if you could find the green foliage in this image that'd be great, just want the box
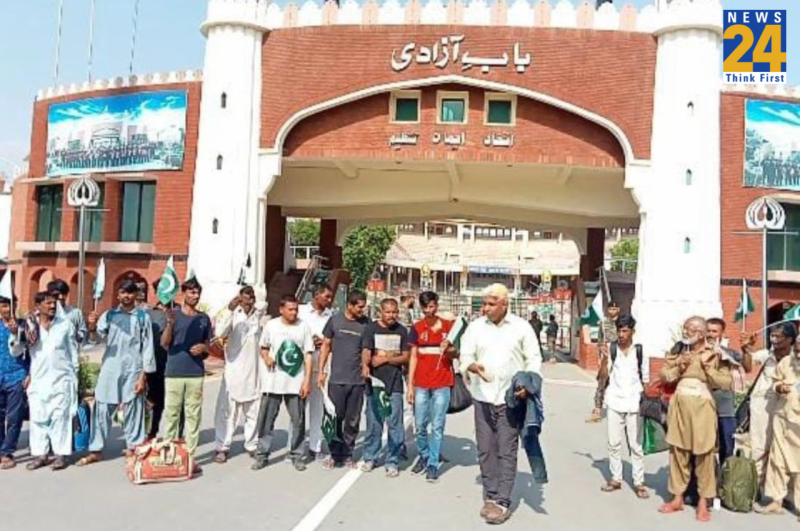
[343,226,396,290]
[78,357,101,397]
[288,218,321,246]
[610,238,639,273]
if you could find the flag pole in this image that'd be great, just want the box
[741,278,747,333]
[761,228,769,347]
[128,0,141,76]
[54,0,65,85]
[87,0,97,82]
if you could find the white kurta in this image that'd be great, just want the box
[215,307,266,403]
[21,316,79,456]
[213,306,266,453]
[298,304,333,454]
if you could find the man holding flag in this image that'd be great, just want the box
[253,294,314,472]
[161,272,212,466]
[361,298,410,478]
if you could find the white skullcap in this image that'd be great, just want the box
[482,283,509,300]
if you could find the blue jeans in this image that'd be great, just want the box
[414,387,450,469]
[364,391,404,468]
[0,379,27,458]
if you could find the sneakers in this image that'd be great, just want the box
[292,458,307,472]
[411,457,427,475]
[425,466,439,483]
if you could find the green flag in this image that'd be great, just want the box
[321,393,339,445]
[370,376,392,420]
[156,255,179,305]
[276,340,304,377]
[447,316,469,349]
[784,302,800,321]
[580,289,603,326]
[735,279,756,322]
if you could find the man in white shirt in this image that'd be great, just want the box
[213,286,267,464]
[298,284,334,462]
[460,283,541,525]
[253,294,314,472]
[599,314,649,499]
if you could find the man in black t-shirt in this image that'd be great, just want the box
[361,298,410,478]
[318,290,369,469]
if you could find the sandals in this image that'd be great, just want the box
[76,453,103,467]
[601,481,622,493]
[0,456,15,470]
[26,456,50,471]
[214,451,228,464]
[634,485,650,499]
[51,456,68,471]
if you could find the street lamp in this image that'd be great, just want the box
[67,175,101,311]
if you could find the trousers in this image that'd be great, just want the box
[214,381,260,453]
[607,408,644,486]
[328,384,364,462]
[164,377,204,455]
[668,446,716,499]
[89,395,146,452]
[474,400,520,507]
[255,393,305,460]
[0,380,26,457]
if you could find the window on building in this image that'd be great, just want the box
[684,237,691,254]
[437,91,468,124]
[221,92,227,109]
[686,169,693,186]
[216,155,223,170]
[390,91,421,123]
[485,93,516,126]
[121,182,156,243]
[768,203,800,271]
[75,183,105,242]
[36,185,63,242]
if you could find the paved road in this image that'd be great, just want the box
[0,364,796,531]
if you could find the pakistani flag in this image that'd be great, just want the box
[370,376,392,420]
[276,340,304,377]
[580,289,603,326]
[785,302,800,321]
[93,258,106,301]
[184,264,196,282]
[734,278,756,323]
[321,393,340,445]
[447,316,469,349]
[156,255,180,305]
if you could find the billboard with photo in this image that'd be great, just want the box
[46,90,187,177]
[744,98,800,191]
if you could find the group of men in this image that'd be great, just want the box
[586,300,800,523]
[0,276,212,473]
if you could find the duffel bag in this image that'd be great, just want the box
[126,438,194,485]
[720,453,758,513]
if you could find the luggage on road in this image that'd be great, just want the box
[126,438,194,485]
[720,453,758,513]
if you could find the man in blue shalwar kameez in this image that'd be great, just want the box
[79,280,155,465]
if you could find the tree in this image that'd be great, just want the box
[288,218,320,246]
[342,225,396,290]
[609,238,639,274]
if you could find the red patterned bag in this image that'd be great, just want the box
[126,439,194,485]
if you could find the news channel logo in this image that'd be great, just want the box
[723,10,787,84]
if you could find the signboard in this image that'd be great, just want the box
[723,10,787,85]
[744,99,800,191]
[391,35,531,74]
[46,90,188,177]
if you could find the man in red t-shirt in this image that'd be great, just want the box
[407,291,458,483]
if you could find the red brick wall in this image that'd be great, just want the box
[285,85,624,166]
[10,81,202,314]
[262,26,656,160]
[720,92,800,349]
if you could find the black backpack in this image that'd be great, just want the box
[609,342,644,381]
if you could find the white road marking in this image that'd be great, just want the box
[290,407,415,531]
[543,378,597,389]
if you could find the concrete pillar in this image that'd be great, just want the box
[320,219,342,268]
[580,228,605,281]
[264,205,286,285]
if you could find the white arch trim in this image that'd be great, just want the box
[263,75,643,165]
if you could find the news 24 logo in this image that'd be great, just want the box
[723,10,787,84]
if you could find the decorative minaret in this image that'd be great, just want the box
[188,0,270,308]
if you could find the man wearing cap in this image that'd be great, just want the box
[587,301,620,423]
[460,283,542,525]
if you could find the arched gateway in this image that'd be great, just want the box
[187,0,723,355]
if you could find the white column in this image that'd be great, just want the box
[629,1,723,356]
[188,0,270,312]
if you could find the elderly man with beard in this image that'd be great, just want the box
[658,316,732,523]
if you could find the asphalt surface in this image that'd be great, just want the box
[1,363,797,531]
